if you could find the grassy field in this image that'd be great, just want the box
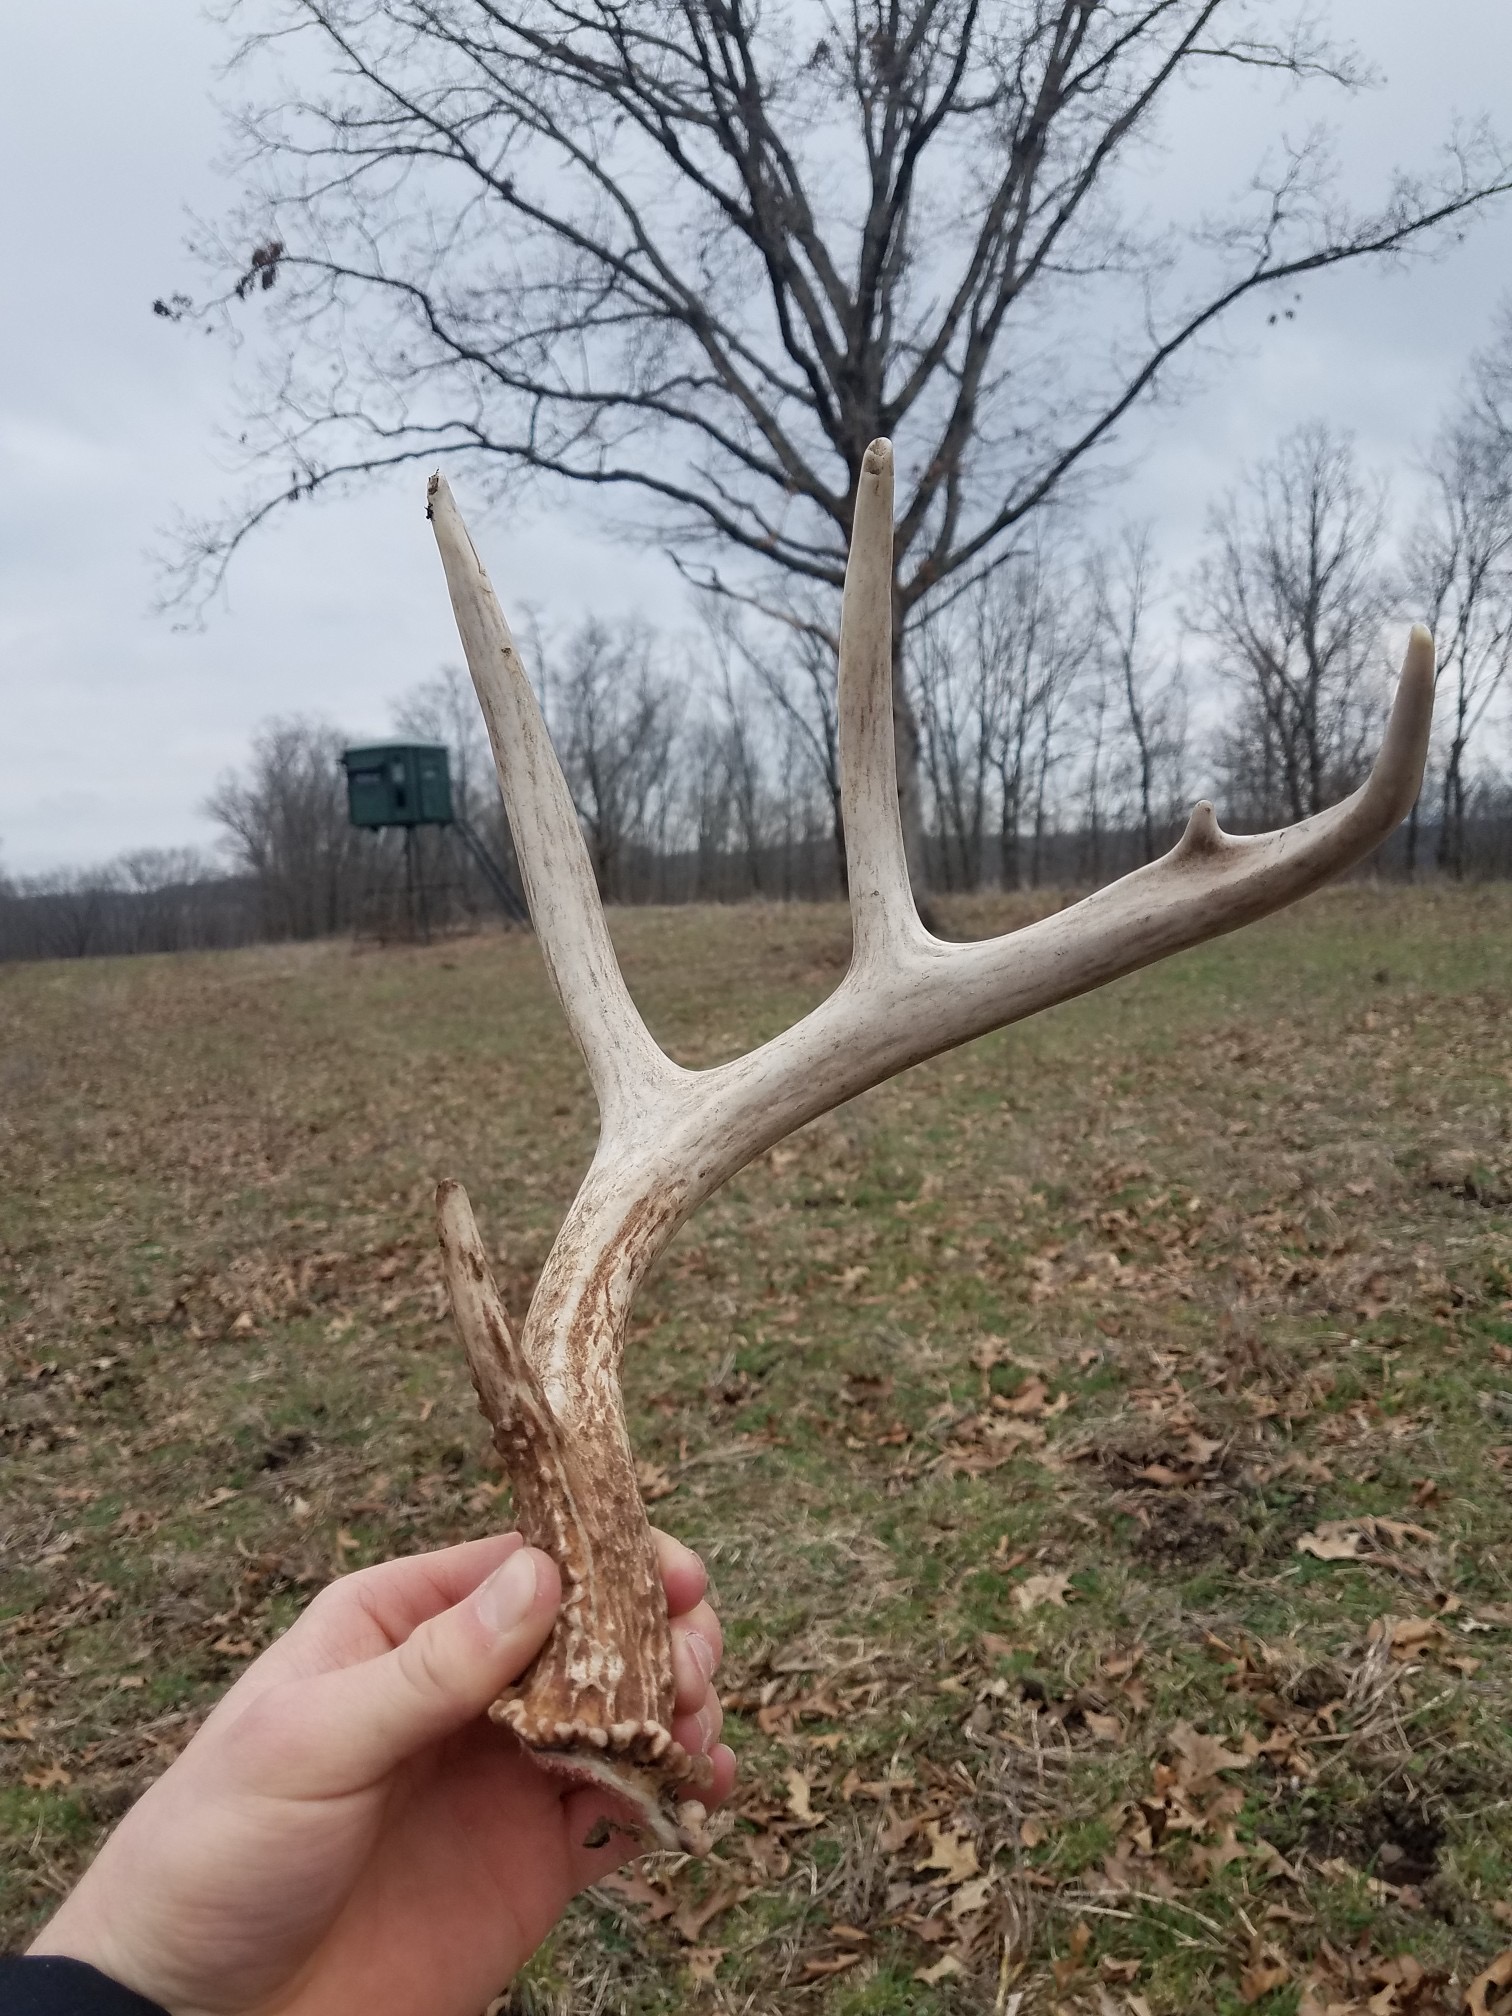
[4,885,1512,2014]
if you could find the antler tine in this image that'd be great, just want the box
[909,624,1437,1053]
[427,475,676,1129]
[839,440,922,966]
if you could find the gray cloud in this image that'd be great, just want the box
[2,0,1510,874]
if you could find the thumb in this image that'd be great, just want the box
[248,1547,561,1797]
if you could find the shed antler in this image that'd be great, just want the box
[427,442,1434,1853]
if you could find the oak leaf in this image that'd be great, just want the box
[948,1874,996,1919]
[671,1881,747,1944]
[599,1869,676,1921]
[636,1460,677,1502]
[918,1822,980,1883]
[1240,1954,1290,2004]
[783,1766,816,1822]
[1169,1722,1250,1789]
[1297,1525,1366,1561]
[1468,1951,1512,2016]
[1014,1569,1073,1613]
[22,1765,72,1790]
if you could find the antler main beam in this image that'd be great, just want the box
[426,445,1433,1851]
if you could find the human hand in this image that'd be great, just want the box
[30,1530,734,2016]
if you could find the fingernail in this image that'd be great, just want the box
[476,1549,538,1635]
[695,1704,717,1752]
[686,1631,716,1682]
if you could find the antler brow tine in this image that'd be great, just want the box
[427,472,676,1133]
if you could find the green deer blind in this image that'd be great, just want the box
[341,743,454,828]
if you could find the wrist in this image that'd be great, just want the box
[29,1910,183,2016]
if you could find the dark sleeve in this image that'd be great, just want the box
[0,1959,168,2016]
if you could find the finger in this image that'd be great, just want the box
[672,1692,722,1762]
[198,1533,528,1738]
[233,1546,560,1798]
[652,1529,707,1618]
[701,1742,737,1808]
[670,1605,723,1715]
[331,1533,527,1650]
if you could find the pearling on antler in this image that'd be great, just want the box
[427,441,1434,1853]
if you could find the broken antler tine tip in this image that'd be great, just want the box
[861,437,893,477]
[428,471,467,525]
[435,1178,479,1241]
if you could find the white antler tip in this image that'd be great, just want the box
[1403,622,1436,699]
[1365,623,1436,824]
[862,437,893,477]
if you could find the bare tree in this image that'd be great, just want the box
[0,853,265,963]
[547,619,682,901]
[1405,367,1512,878]
[725,605,846,885]
[685,716,735,897]
[905,528,1088,889]
[4,864,121,961]
[910,594,999,890]
[985,539,1091,888]
[1196,424,1392,828]
[1074,653,1114,884]
[393,660,527,907]
[392,664,491,825]
[205,716,360,936]
[1091,526,1186,864]
[168,0,1511,878]
[716,667,772,896]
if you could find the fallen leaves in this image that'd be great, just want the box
[1169,1720,1251,1783]
[1469,1952,1512,2016]
[1366,1614,1452,1664]
[9,895,1512,2008]
[782,1766,819,1824]
[1239,1947,1290,2003]
[1299,1946,1457,2015]
[1296,1516,1437,1563]
[918,1822,980,1884]
[21,1764,72,1790]
[634,1458,677,1503]
[208,1633,256,1658]
[1014,1569,1074,1614]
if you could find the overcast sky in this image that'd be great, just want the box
[3,1,1512,877]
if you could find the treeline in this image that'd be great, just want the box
[8,374,1512,962]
